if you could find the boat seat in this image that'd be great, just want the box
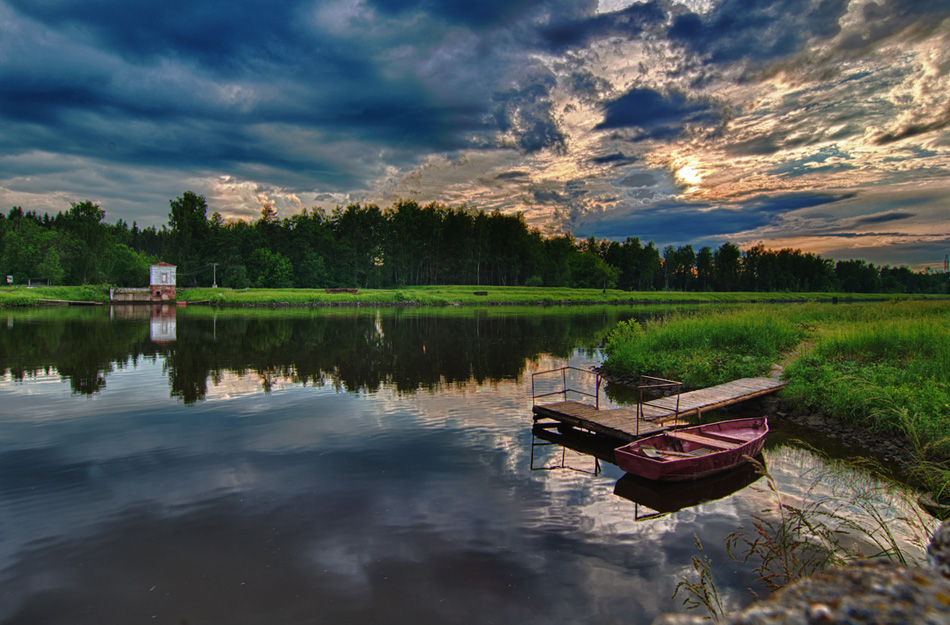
[699,431,748,444]
[667,431,742,450]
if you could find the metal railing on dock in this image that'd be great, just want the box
[531,366,602,409]
[531,368,684,438]
[635,376,682,424]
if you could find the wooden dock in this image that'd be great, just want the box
[532,376,785,443]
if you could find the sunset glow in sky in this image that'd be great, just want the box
[1,0,949,268]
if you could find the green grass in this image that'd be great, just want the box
[604,299,950,461]
[4,285,948,307]
[781,301,950,457]
[178,286,948,306]
[0,285,110,306]
[604,307,805,388]
[180,285,776,306]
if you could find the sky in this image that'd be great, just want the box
[1,0,949,270]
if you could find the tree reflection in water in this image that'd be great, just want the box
[0,305,679,402]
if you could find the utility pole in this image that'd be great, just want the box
[212,263,217,288]
[945,254,948,273]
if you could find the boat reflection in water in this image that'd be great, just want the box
[531,423,764,520]
[613,459,764,519]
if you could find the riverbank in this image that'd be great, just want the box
[3,284,948,307]
[0,286,110,306]
[601,300,950,490]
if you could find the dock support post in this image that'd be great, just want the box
[595,373,601,410]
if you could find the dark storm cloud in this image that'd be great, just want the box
[591,152,635,166]
[838,0,950,50]
[667,0,850,63]
[496,171,530,180]
[6,0,331,73]
[821,236,950,267]
[3,0,644,194]
[724,137,783,157]
[573,192,851,244]
[596,88,720,139]
[0,104,356,189]
[491,75,567,153]
[810,231,906,238]
[851,210,915,226]
[874,105,950,145]
[0,0,504,193]
[569,71,613,101]
[618,173,656,188]
[366,0,543,29]
[666,0,950,66]
[743,192,855,213]
[7,0,856,198]
[578,201,765,243]
[539,1,665,50]
[533,189,566,204]
[0,52,474,152]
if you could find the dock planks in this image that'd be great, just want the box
[647,377,786,420]
[532,401,669,440]
[532,377,785,442]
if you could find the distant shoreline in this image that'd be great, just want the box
[3,285,948,307]
[184,296,905,308]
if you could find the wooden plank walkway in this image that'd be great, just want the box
[647,377,786,420]
[532,401,669,441]
[532,377,785,443]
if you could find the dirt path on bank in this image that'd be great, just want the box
[770,339,815,378]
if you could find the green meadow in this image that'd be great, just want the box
[603,299,950,460]
[177,285,853,306]
[6,284,947,307]
[0,285,111,306]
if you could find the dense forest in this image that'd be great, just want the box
[1,192,947,294]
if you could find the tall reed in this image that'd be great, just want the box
[675,452,939,620]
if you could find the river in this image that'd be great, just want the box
[0,305,934,624]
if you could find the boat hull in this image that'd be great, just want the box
[613,417,768,482]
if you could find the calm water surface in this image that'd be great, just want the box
[0,305,931,624]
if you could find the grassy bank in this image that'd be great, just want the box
[0,285,111,306]
[603,308,805,388]
[6,284,947,307]
[178,286,949,306]
[781,301,950,458]
[603,300,950,460]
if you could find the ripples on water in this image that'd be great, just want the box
[0,307,934,624]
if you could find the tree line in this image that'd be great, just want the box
[0,192,946,294]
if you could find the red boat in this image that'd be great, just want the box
[613,417,768,481]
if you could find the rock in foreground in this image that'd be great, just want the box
[654,520,950,624]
